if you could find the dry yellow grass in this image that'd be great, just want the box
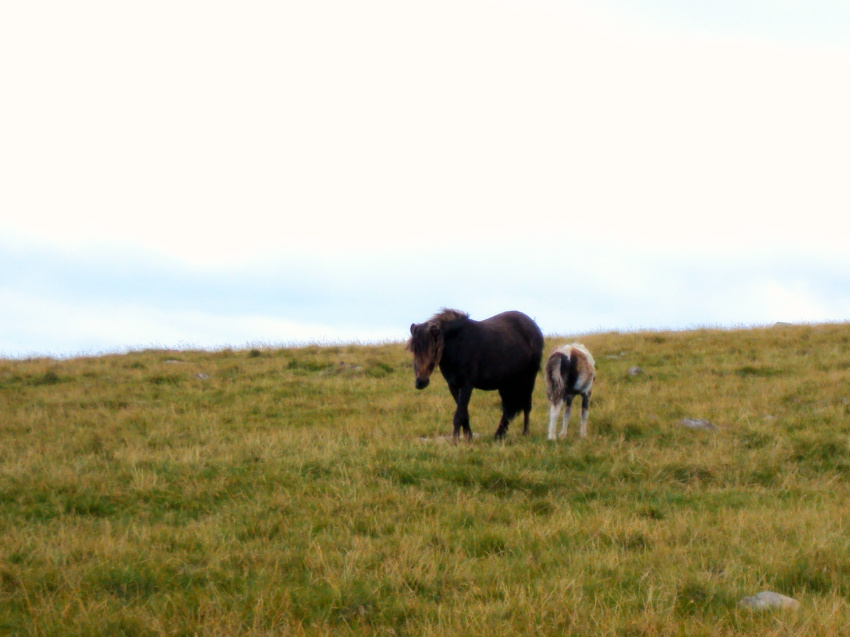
[1,324,849,635]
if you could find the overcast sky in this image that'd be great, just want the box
[2,1,849,358]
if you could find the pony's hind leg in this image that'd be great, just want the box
[495,406,521,440]
[548,401,562,440]
[521,390,533,435]
[559,395,574,438]
[494,413,510,440]
[495,390,520,440]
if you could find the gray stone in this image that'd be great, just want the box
[627,366,644,376]
[679,418,718,430]
[738,591,799,610]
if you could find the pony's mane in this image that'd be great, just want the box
[429,308,470,327]
[407,309,470,354]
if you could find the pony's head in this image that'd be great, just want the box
[407,321,444,390]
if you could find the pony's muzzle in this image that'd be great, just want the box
[415,378,430,390]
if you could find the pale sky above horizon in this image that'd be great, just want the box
[2,1,849,357]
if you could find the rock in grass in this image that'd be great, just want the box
[738,591,799,610]
[679,418,718,430]
[627,366,644,376]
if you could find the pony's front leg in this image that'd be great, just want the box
[452,385,473,442]
[559,396,574,438]
[547,402,562,440]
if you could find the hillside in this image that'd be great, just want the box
[1,323,849,635]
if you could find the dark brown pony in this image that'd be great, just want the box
[408,309,544,441]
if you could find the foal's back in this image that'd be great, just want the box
[546,343,595,399]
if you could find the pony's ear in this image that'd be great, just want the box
[410,323,416,335]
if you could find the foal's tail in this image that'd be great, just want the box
[545,352,568,404]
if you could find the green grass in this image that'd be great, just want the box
[1,325,849,635]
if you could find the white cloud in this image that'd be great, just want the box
[1,239,846,357]
[0,286,394,359]
[757,279,850,325]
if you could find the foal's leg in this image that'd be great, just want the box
[559,395,574,438]
[579,391,591,438]
[548,401,562,441]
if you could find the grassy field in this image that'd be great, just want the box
[1,323,849,635]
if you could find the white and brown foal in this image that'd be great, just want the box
[545,343,596,440]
